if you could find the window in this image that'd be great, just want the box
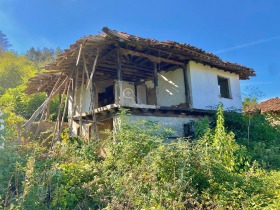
[183,122,195,139]
[217,76,231,99]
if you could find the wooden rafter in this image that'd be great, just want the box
[119,48,184,66]
[86,46,100,90]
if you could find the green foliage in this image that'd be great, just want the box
[193,116,210,138]
[212,105,239,171]
[25,47,63,68]
[1,107,280,209]
[242,97,257,109]
[223,110,280,169]
[0,51,36,95]
[0,85,47,140]
[0,142,27,208]
[0,85,46,118]
[0,50,62,140]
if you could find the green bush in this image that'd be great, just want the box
[223,111,280,169]
[1,106,280,209]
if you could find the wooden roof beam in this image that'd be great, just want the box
[119,48,184,66]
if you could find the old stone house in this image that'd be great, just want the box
[25,27,255,139]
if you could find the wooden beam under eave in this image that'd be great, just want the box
[182,63,191,108]
[116,49,122,105]
[119,48,184,66]
[154,63,158,106]
[99,61,152,74]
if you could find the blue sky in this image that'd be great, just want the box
[0,0,279,101]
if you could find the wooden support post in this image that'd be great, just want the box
[86,46,100,90]
[69,72,75,134]
[153,63,158,106]
[52,80,69,143]
[134,84,138,104]
[92,77,97,110]
[182,63,191,108]
[79,66,85,137]
[73,67,79,123]
[116,49,122,105]
[91,76,98,141]
[76,44,82,66]
[58,80,71,140]
[83,54,90,81]
[45,92,50,120]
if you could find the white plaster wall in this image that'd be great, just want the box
[157,69,186,106]
[115,81,136,106]
[145,69,186,106]
[113,115,200,137]
[68,95,73,117]
[145,80,156,105]
[136,84,147,104]
[75,81,98,115]
[72,121,79,135]
[188,61,242,110]
[75,85,91,115]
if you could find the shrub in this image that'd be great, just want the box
[1,106,280,209]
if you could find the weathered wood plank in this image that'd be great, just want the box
[58,80,71,140]
[119,48,184,66]
[79,64,85,136]
[72,67,79,120]
[116,49,122,105]
[153,63,158,106]
[76,44,82,66]
[86,46,100,90]
[52,79,69,141]
[182,64,191,108]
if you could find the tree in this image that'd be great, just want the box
[242,86,265,109]
[0,51,36,95]
[25,47,62,68]
[0,31,12,52]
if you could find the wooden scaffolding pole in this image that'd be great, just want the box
[91,76,98,141]
[69,70,75,134]
[83,54,90,81]
[116,48,122,105]
[58,80,71,140]
[52,79,69,143]
[153,63,158,106]
[78,64,85,137]
[86,46,100,90]
[182,63,191,108]
[72,67,79,132]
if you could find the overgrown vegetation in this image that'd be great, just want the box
[223,110,280,169]
[1,107,280,209]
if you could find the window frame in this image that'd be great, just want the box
[217,76,232,99]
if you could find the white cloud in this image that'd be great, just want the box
[214,36,280,54]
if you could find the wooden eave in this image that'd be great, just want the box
[72,103,215,122]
